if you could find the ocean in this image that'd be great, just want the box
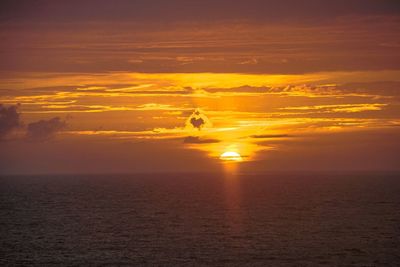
[1,172,399,266]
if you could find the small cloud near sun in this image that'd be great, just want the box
[183,136,220,144]
[185,108,212,130]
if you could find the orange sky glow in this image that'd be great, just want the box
[1,0,399,174]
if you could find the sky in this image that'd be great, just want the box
[0,0,399,174]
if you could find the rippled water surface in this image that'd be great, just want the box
[1,172,399,266]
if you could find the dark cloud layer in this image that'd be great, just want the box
[1,0,399,23]
[183,136,220,144]
[250,134,290,139]
[0,104,20,139]
[26,117,66,141]
[1,1,399,74]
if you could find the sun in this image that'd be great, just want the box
[220,151,242,161]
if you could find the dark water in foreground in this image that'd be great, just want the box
[1,172,399,266]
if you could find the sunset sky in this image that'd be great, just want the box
[1,0,399,174]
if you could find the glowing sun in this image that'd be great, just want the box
[220,151,242,161]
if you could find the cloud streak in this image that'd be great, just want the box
[183,136,220,144]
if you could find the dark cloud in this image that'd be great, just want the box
[183,136,220,144]
[186,109,211,130]
[26,117,66,141]
[0,85,193,98]
[336,82,400,97]
[0,104,21,140]
[205,86,272,94]
[190,117,205,129]
[203,82,400,98]
[250,134,290,139]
